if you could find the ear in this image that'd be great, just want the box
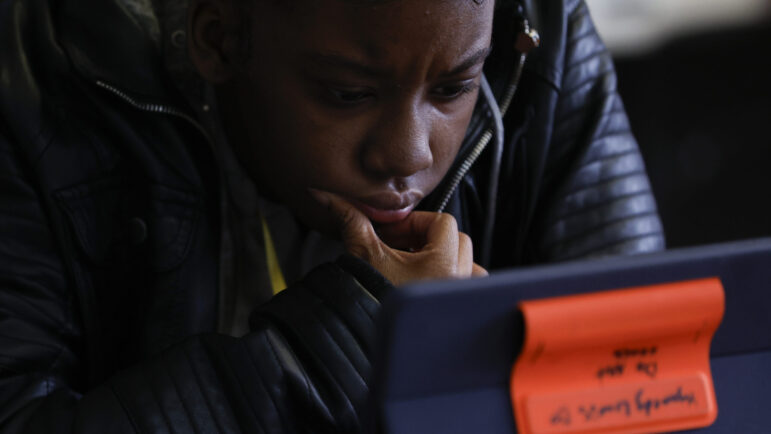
[187,0,242,84]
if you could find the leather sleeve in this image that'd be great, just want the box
[535,0,665,261]
[70,256,386,434]
[0,128,388,433]
[0,125,86,431]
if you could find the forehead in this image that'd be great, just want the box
[261,0,495,69]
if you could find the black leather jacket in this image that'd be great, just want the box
[0,0,664,432]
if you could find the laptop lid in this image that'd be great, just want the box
[372,238,771,433]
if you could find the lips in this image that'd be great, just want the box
[349,192,420,224]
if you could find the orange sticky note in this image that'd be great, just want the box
[511,278,725,434]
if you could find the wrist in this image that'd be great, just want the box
[336,253,395,301]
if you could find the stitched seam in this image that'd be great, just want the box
[44,345,70,385]
[308,308,367,386]
[341,264,387,312]
[561,233,664,261]
[568,6,589,25]
[109,382,143,433]
[555,90,616,125]
[304,286,371,359]
[558,150,643,188]
[350,296,376,325]
[313,282,375,348]
[344,271,380,323]
[559,172,649,199]
[321,271,376,324]
[588,128,634,145]
[240,338,286,433]
[545,211,661,251]
[546,197,656,247]
[162,356,201,434]
[142,366,176,434]
[561,67,615,96]
[552,129,636,165]
[31,130,57,168]
[279,319,358,421]
[567,29,599,48]
[563,150,645,189]
[257,331,297,431]
[561,169,647,202]
[550,190,653,224]
[577,148,640,167]
[263,329,313,412]
[215,339,268,434]
[0,331,62,354]
[566,47,611,71]
[0,284,72,330]
[181,342,227,433]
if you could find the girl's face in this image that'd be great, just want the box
[220,0,495,232]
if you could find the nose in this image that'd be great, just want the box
[360,100,433,181]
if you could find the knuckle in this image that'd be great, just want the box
[443,213,459,231]
[339,207,359,229]
[433,213,458,235]
[459,232,472,247]
[346,232,384,264]
[436,212,455,225]
[473,264,489,277]
[347,241,371,261]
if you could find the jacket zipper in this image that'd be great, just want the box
[95,80,213,144]
[433,20,539,213]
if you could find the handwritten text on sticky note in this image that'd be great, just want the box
[511,278,724,434]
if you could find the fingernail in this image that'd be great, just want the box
[308,188,330,207]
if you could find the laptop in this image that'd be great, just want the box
[371,237,771,433]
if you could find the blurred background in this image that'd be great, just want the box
[585,0,771,248]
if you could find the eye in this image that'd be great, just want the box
[432,80,480,100]
[327,87,374,105]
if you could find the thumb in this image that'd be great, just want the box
[472,263,489,277]
[309,189,380,258]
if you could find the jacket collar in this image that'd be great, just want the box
[58,0,182,105]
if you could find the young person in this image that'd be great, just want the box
[0,0,664,432]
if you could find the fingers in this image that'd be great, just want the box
[457,232,473,276]
[308,189,380,259]
[472,263,489,277]
[376,211,439,250]
[423,213,459,254]
[396,212,459,275]
[378,212,485,279]
[457,233,488,278]
[305,196,490,284]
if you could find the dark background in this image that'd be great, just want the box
[613,18,771,248]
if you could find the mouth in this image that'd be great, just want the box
[349,192,420,224]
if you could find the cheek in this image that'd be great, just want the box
[241,79,365,192]
[282,110,362,185]
[226,74,317,200]
[428,99,478,179]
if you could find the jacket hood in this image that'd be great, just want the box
[51,0,539,242]
[56,0,532,109]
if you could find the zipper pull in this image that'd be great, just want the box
[516,20,540,54]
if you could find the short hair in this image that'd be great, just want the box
[236,0,500,62]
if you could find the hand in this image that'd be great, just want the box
[310,189,488,286]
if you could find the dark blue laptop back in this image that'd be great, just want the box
[372,238,771,433]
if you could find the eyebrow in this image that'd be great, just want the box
[440,45,493,78]
[307,45,493,78]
